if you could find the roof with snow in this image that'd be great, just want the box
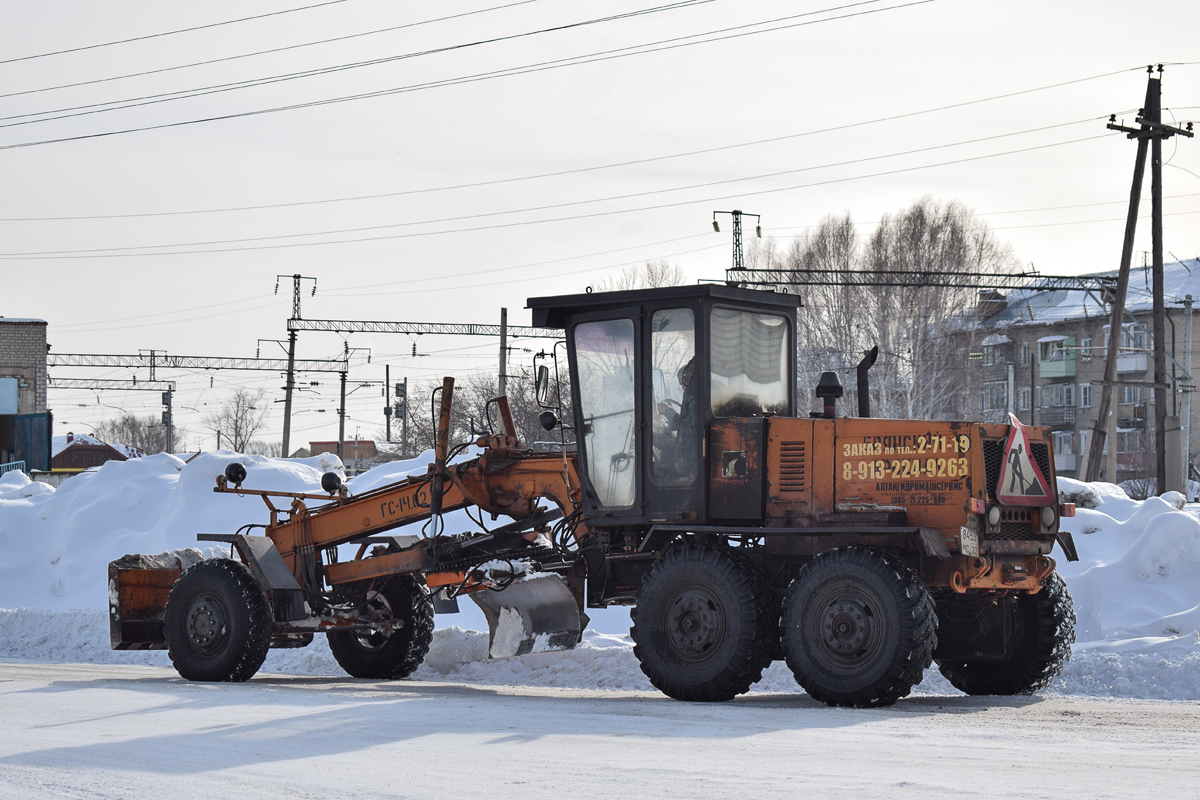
[983,258,1200,329]
[52,434,144,459]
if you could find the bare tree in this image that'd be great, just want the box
[779,198,1021,419]
[386,363,572,460]
[591,259,686,292]
[245,439,282,457]
[94,413,186,455]
[205,388,270,453]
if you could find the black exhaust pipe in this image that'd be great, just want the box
[857,345,879,418]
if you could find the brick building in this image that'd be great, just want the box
[0,317,51,470]
[51,432,143,473]
[951,258,1199,489]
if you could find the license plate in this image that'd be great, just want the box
[960,526,979,557]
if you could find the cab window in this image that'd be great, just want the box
[573,318,637,507]
[709,307,789,417]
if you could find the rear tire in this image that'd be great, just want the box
[164,559,272,682]
[937,571,1075,695]
[631,545,768,702]
[327,576,434,679]
[781,547,936,708]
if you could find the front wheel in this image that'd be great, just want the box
[164,559,272,682]
[781,547,936,708]
[630,545,769,702]
[936,571,1075,695]
[327,576,434,679]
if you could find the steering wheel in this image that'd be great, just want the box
[659,399,682,411]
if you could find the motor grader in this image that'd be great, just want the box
[109,284,1078,707]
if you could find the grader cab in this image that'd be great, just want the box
[110,283,1078,707]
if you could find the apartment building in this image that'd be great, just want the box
[954,258,1199,485]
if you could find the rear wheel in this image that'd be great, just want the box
[782,547,935,708]
[631,545,769,701]
[164,559,272,682]
[937,571,1075,695]
[328,576,434,679]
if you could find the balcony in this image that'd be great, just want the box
[1117,354,1149,374]
[1037,406,1077,428]
[1040,359,1076,379]
[980,363,1013,383]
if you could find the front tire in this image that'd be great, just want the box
[936,571,1075,695]
[327,576,434,679]
[781,547,936,708]
[630,545,769,702]
[164,559,272,682]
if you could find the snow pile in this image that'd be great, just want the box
[3,455,1200,698]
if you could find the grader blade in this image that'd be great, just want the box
[470,573,582,658]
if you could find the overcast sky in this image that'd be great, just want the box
[3,0,1198,451]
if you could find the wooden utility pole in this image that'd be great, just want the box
[1087,66,1193,488]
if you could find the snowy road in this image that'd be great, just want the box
[1,661,1197,800]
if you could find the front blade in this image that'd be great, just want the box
[469,573,582,658]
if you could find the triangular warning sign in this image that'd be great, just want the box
[995,413,1052,506]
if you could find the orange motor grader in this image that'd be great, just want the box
[110,284,1077,707]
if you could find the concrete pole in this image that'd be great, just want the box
[1183,295,1194,494]
[498,307,508,398]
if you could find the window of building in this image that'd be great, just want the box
[1104,323,1149,352]
[1080,337,1093,360]
[1079,383,1092,408]
[1020,343,1030,366]
[1121,384,1141,405]
[1053,430,1074,456]
[1040,383,1075,408]
[1039,337,1073,362]
[1018,386,1030,411]
[981,382,1007,412]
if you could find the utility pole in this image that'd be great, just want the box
[1094,66,1193,491]
[277,274,317,459]
[338,367,347,459]
[714,210,761,282]
[498,307,508,397]
[162,389,173,454]
[1184,295,1194,487]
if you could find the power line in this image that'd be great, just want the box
[0,0,722,128]
[0,74,1144,222]
[0,130,1109,259]
[0,0,547,101]
[0,0,934,150]
[0,1,355,66]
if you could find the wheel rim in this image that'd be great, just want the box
[812,583,883,670]
[185,591,229,656]
[664,587,726,662]
[350,590,395,652]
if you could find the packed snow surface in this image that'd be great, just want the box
[3,456,1200,699]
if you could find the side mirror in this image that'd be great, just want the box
[535,365,551,407]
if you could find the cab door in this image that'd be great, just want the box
[644,306,704,523]
[569,311,643,518]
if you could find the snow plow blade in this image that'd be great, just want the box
[470,573,582,658]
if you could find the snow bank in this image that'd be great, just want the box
[3,455,1200,698]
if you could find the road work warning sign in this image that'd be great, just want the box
[995,413,1051,505]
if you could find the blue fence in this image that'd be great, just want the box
[0,460,25,476]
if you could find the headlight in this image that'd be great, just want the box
[1040,505,1057,528]
[987,505,1001,527]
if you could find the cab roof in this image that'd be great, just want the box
[526,283,800,329]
